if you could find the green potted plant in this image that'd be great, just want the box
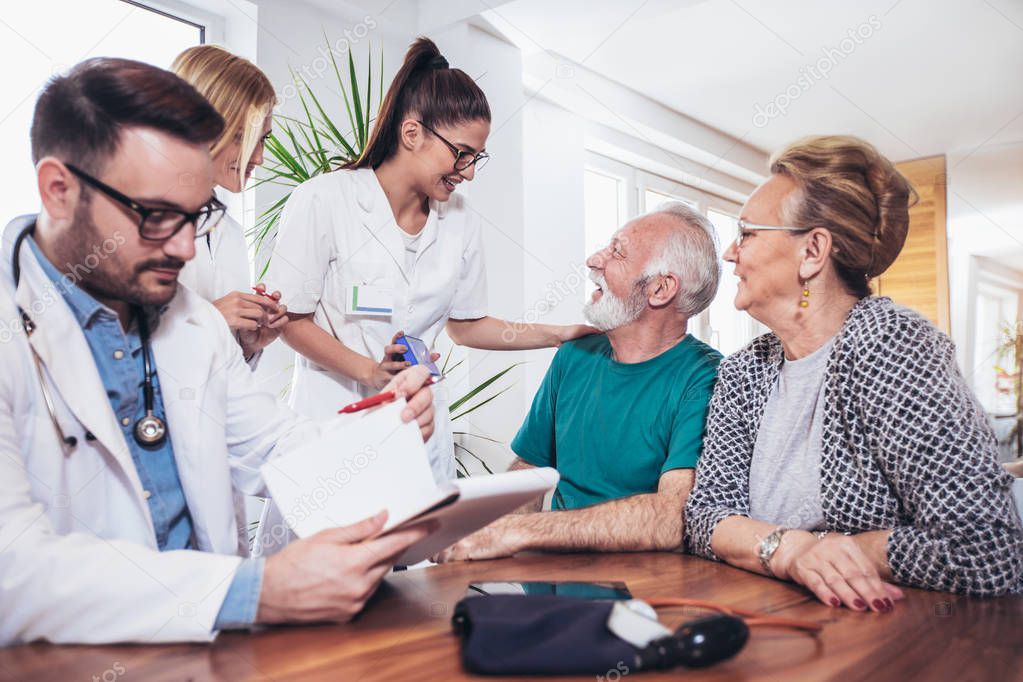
[249,36,382,277]
[995,320,1022,459]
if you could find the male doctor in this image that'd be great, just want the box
[0,57,435,645]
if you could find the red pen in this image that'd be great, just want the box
[338,391,397,414]
[252,286,275,299]
[337,376,441,414]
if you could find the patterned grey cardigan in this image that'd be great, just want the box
[684,296,1023,595]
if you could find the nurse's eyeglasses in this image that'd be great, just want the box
[418,120,490,172]
[66,163,226,241]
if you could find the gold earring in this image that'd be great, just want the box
[800,281,810,308]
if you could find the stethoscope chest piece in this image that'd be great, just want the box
[134,413,167,447]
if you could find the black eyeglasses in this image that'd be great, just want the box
[418,120,490,172]
[65,163,226,241]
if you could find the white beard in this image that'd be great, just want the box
[583,272,647,332]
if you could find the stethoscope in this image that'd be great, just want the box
[12,224,168,451]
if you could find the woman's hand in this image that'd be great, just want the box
[213,285,288,357]
[772,531,904,612]
[555,324,602,346]
[362,331,443,390]
[363,331,414,390]
[382,366,435,442]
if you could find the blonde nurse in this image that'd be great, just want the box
[172,45,287,365]
[267,38,595,482]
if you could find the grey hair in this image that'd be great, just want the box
[640,201,721,318]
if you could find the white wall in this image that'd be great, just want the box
[947,142,1023,388]
[428,22,532,472]
[521,98,589,396]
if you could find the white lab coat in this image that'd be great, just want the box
[266,168,487,484]
[177,206,265,370]
[178,205,250,303]
[0,216,327,645]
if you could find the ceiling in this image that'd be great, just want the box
[479,0,1023,268]
[481,0,1023,161]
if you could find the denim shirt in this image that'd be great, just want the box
[28,236,261,629]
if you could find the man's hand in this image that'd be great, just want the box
[432,515,526,563]
[256,511,431,625]
[382,366,435,442]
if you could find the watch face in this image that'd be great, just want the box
[759,529,786,566]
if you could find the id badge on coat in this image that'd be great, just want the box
[345,283,393,317]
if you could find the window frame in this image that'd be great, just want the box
[584,151,759,349]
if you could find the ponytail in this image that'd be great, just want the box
[345,37,490,170]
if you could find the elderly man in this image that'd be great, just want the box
[436,203,722,561]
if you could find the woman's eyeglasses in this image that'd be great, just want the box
[418,120,490,172]
[735,218,813,248]
[65,163,226,241]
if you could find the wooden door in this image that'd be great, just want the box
[874,155,951,333]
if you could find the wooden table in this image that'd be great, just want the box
[1,553,1020,681]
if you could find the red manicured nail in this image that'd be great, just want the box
[853,599,867,609]
[829,597,841,607]
[872,599,885,611]
[884,598,894,610]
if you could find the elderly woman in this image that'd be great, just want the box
[685,135,1023,612]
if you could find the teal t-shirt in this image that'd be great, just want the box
[512,334,722,510]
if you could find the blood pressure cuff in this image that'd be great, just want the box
[451,594,640,675]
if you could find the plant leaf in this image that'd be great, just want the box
[451,431,504,445]
[448,363,524,413]
[300,74,358,161]
[348,49,365,147]
[364,46,372,144]
[454,442,494,475]
[292,72,328,171]
[451,385,514,421]
[324,30,360,142]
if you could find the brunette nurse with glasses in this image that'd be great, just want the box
[264,37,597,485]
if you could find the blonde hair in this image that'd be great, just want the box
[171,45,276,188]
[769,135,917,297]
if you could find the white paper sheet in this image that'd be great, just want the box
[260,400,454,537]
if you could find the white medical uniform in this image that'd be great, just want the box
[177,206,268,370]
[266,168,487,483]
[0,216,327,644]
[178,209,249,303]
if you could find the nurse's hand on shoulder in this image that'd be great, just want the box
[554,324,603,346]
[384,365,436,442]
[256,511,433,625]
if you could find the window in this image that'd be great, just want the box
[581,153,759,353]
[973,279,1022,414]
[2,1,204,218]
[583,168,625,269]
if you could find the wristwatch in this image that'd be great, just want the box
[758,527,791,576]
